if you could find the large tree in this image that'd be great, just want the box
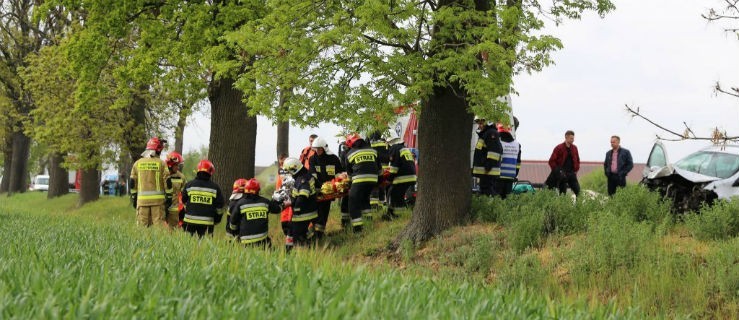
[0,0,48,194]
[233,0,614,244]
[49,0,267,191]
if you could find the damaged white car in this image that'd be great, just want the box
[642,141,739,212]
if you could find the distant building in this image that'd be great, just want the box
[517,160,646,187]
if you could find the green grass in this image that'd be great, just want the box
[0,192,644,319]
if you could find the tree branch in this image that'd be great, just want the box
[625,104,739,143]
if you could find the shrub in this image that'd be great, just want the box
[705,238,739,301]
[498,251,549,291]
[579,169,607,195]
[509,210,546,253]
[572,211,657,277]
[686,200,739,240]
[608,184,671,225]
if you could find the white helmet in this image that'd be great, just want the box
[282,157,303,175]
[311,137,327,149]
[311,137,334,155]
[386,130,402,146]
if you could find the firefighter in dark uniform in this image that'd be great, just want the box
[282,157,318,252]
[472,118,503,196]
[309,137,343,239]
[226,178,283,247]
[181,160,225,237]
[164,151,186,228]
[225,178,248,240]
[496,124,521,199]
[368,131,389,211]
[345,133,379,232]
[337,138,351,227]
[384,135,417,220]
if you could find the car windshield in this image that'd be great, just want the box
[675,151,739,179]
[36,177,49,185]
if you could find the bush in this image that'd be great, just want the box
[498,252,550,291]
[686,200,739,240]
[608,184,671,225]
[572,211,657,277]
[705,238,739,301]
[508,210,546,253]
[579,169,607,195]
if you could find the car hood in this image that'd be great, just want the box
[647,164,722,183]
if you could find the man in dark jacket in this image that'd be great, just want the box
[309,137,343,238]
[472,118,503,196]
[181,160,225,237]
[604,135,634,196]
[547,130,581,196]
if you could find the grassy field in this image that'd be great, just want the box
[1,186,737,318]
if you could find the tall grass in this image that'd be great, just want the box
[0,193,639,319]
[469,185,738,318]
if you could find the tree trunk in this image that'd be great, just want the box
[208,77,257,192]
[123,87,148,163]
[36,154,49,175]
[117,152,132,195]
[47,152,69,198]
[8,130,31,194]
[78,167,100,207]
[1,134,12,194]
[276,87,291,161]
[395,89,474,245]
[173,104,188,154]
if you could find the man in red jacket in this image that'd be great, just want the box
[547,130,580,196]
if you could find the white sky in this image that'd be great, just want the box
[183,0,739,166]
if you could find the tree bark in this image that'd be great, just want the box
[395,89,474,246]
[208,76,257,192]
[173,104,188,154]
[123,87,148,164]
[275,87,291,161]
[78,167,100,207]
[47,152,69,198]
[8,130,31,194]
[1,134,12,194]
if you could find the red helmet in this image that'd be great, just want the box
[232,178,248,193]
[196,159,215,175]
[166,152,184,167]
[496,123,511,133]
[345,133,362,149]
[244,178,260,194]
[146,137,165,152]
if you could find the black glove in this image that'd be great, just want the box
[130,193,138,209]
[165,196,173,210]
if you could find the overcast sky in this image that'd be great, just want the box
[183,0,739,166]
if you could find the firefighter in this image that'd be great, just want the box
[275,153,293,236]
[472,117,503,196]
[282,157,318,252]
[383,134,417,220]
[227,178,283,247]
[130,137,170,227]
[345,133,379,232]
[164,152,186,228]
[336,138,351,228]
[181,160,225,237]
[226,178,248,239]
[496,124,521,199]
[369,131,390,211]
[309,136,343,239]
